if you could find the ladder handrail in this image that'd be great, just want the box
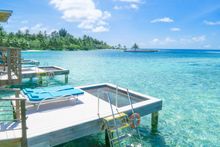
[115,85,118,108]
[126,88,143,145]
[127,89,135,114]
[97,89,100,117]
[106,92,121,147]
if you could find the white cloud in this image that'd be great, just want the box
[21,20,28,24]
[148,35,210,48]
[164,37,175,43]
[113,4,138,10]
[151,37,176,45]
[149,35,208,48]
[170,27,181,32]
[152,38,159,43]
[114,0,140,10]
[31,24,47,33]
[49,0,111,33]
[204,20,220,26]
[119,0,140,3]
[192,35,206,42]
[92,26,109,33]
[203,44,211,48]
[19,26,29,32]
[179,38,191,44]
[150,17,174,23]
[179,35,206,45]
[19,23,57,34]
[130,4,138,9]
[113,6,123,10]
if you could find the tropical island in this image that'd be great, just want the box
[0,26,158,52]
[0,26,113,50]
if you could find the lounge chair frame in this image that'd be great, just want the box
[21,92,80,110]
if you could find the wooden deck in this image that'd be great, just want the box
[22,66,69,83]
[22,66,69,78]
[0,83,162,147]
[22,59,40,66]
[0,67,19,86]
[0,47,22,86]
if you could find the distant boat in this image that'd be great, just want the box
[124,49,159,52]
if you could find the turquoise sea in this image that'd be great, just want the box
[21,49,220,146]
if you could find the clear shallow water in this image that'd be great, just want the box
[21,49,220,146]
[82,85,144,107]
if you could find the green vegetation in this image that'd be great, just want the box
[0,26,112,50]
[131,43,139,50]
[113,44,127,50]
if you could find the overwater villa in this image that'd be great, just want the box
[0,9,162,147]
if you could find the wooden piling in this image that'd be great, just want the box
[65,74,68,83]
[29,77,33,82]
[20,99,28,147]
[105,130,110,147]
[39,76,43,85]
[151,112,159,133]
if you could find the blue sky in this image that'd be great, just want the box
[1,0,220,49]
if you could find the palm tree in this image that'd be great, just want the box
[131,43,139,51]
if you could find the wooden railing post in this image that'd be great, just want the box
[18,48,22,83]
[7,48,12,83]
[20,99,28,147]
[15,90,21,119]
[0,96,27,147]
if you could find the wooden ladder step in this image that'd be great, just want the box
[111,134,131,144]
[109,123,130,133]
[104,112,127,121]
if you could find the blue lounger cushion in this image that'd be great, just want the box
[51,89,84,97]
[42,85,74,92]
[23,88,43,94]
[28,93,53,101]
[27,88,84,102]
[23,85,74,94]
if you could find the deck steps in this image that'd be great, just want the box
[104,112,127,121]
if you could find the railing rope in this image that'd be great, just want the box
[0,89,27,147]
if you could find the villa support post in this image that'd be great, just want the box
[21,99,28,147]
[151,112,159,133]
[29,77,33,83]
[65,74,68,83]
[105,130,110,147]
[39,76,43,85]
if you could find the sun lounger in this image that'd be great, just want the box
[22,85,84,110]
[22,85,74,94]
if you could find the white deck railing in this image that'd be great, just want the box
[0,88,27,147]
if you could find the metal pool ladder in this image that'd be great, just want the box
[103,93,133,147]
